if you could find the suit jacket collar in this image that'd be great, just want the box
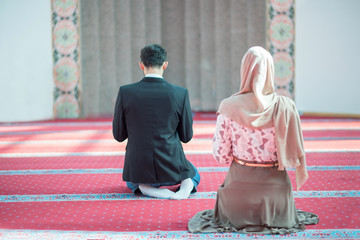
[141,77,166,83]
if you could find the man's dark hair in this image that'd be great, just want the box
[140,44,167,68]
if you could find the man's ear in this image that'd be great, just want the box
[139,62,145,71]
[162,61,168,70]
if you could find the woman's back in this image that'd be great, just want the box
[188,46,318,234]
[213,114,277,164]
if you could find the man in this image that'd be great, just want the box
[112,44,200,199]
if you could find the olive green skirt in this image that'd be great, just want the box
[188,161,319,234]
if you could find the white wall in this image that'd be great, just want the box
[1,1,358,121]
[295,0,360,115]
[0,0,53,122]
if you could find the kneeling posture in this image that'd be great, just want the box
[188,46,318,233]
[112,44,200,199]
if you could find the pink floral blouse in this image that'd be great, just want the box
[213,114,278,164]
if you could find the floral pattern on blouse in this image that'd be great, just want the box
[213,114,278,164]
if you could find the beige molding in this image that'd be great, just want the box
[301,112,360,119]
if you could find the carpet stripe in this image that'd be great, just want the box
[1,153,359,170]
[2,140,359,154]
[2,136,360,145]
[0,139,117,145]
[0,117,359,126]
[304,137,360,140]
[0,166,359,175]
[0,190,359,202]
[0,125,360,135]
[2,149,360,158]
[2,129,360,136]
[0,130,110,136]
[0,229,359,240]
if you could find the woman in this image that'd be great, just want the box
[188,46,319,234]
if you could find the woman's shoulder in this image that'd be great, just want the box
[276,95,297,111]
[218,96,233,111]
[216,113,231,123]
[277,95,295,104]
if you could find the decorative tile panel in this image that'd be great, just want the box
[267,0,295,99]
[52,0,81,118]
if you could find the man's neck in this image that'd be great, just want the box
[144,67,163,77]
[145,73,163,78]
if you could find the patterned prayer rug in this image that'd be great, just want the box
[0,113,359,239]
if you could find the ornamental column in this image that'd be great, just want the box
[267,0,295,99]
[52,0,81,118]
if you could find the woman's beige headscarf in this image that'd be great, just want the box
[218,46,308,191]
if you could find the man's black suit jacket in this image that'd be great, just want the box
[112,77,196,183]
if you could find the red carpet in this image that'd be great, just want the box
[0,171,359,195]
[0,113,359,239]
[1,139,360,154]
[1,152,360,170]
[0,198,359,232]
